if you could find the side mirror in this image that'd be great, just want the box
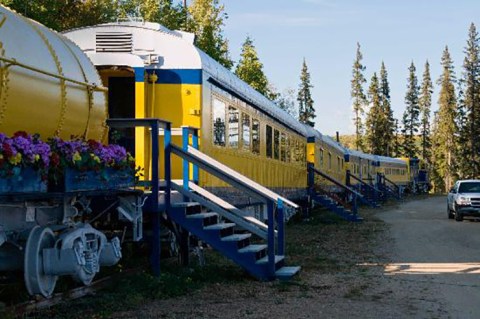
[449,188,455,193]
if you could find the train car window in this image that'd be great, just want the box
[280,132,286,162]
[274,129,280,160]
[319,148,324,168]
[285,135,292,163]
[328,152,332,170]
[341,158,344,170]
[252,119,260,155]
[228,106,239,148]
[337,157,340,171]
[266,125,273,158]
[301,142,306,164]
[213,98,226,146]
[242,113,251,150]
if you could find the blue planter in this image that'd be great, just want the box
[61,168,134,192]
[0,167,47,193]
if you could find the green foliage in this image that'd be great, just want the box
[1,0,118,31]
[235,36,271,97]
[365,72,382,154]
[419,61,433,164]
[402,62,420,158]
[379,62,395,156]
[351,43,367,151]
[432,46,458,191]
[297,59,316,127]
[186,0,233,69]
[457,23,480,178]
[118,0,186,30]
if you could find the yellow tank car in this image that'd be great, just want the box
[0,5,107,141]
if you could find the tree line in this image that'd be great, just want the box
[10,1,474,193]
[351,24,480,193]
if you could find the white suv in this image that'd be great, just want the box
[447,180,480,221]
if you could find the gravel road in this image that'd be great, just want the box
[114,196,480,319]
[377,195,480,319]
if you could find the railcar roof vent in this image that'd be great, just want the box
[96,32,133,53]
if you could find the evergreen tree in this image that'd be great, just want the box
[419,60,433,164]
[297,59,316,127]
[458,23,480,178]
[350,43,367,151]
[187,0,233,69]
[432,46,458,191]
[379,62,396,156]
[430,111,445,192]
[365,73,382,154]
[235,36,270,97]
[402,62,420,158]
[1,0,118,31]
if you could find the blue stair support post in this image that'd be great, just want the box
[307,163,315,217]
[150,120,161,276]
[267,200,275,277]
[277,199,285,256]
[164,122,172,217]
[182,126,190,202]
[191,128,199,184]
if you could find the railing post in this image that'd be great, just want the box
[277,199,285,256]
[164,122,172,211]
[151,120,161,276]
[346,169,351,187]
[192,128,199,185]
[307,163,314,193]
[267,201,275,277]
[182,126,190,201]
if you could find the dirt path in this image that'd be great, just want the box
[377,195,480,319]
[112,197,476,319]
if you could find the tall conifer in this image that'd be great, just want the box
[419,61,433,164]
[365,73,382,154]
[402,62,420,158]
[458,23,480,178]
[350,43,367,151]
[433,46,458,191]
[235,36,270,97]
[297,59,316,127]
[379,62,395,156]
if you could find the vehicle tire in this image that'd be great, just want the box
[448,206,454,219]
[455,211,463,222]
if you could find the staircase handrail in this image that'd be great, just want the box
[168,126,291,277]
[349,172,382,195]
[309,166,364,199]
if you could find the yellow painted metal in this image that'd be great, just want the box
[0,6,107,140]
[307,142,315,164]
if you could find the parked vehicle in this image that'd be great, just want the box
[447,180,480,221]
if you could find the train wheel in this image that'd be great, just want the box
[24,226,58,297]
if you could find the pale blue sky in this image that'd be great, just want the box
[220,0,480,135]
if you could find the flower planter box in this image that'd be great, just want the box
[0,168,47,193]
[52,168,134,192]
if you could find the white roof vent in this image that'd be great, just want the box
[96,32,133,53]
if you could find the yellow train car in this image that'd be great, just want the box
[64,22,309,208]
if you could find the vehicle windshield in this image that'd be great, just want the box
[458,182,480,193]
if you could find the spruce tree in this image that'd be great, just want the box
[379,62,396,156]
[297,59,316,127]
[235,36,270,97]
[187,0,233,69]
[350,43,367,151]
[365,73,382,154]
[458,23,480,178]
[275,88,297,117]
[433,46,458,191]
[419,60,433,164]
[402,62,420,158]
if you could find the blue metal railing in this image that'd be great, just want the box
[346,170,382,203]
[170,127,286,276]
[107,118,171,276]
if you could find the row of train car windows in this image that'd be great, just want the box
[351,163,374,177]
[385,168,406,176]
[318,148,343,171]
[212,97,306,164]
